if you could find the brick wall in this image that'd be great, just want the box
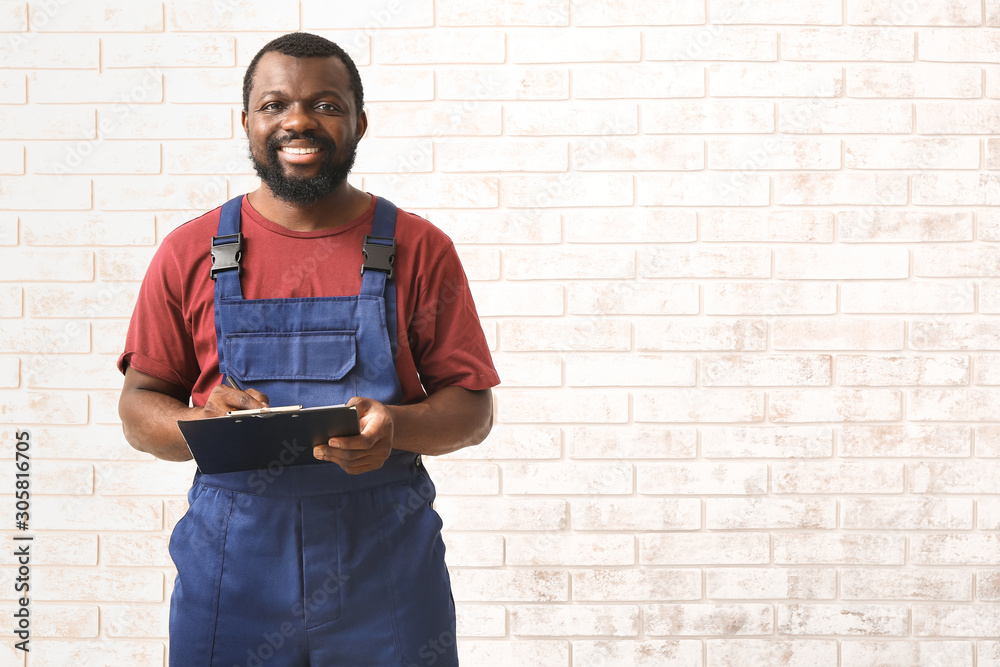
[2,0,1000,665]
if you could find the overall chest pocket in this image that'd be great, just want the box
[224,330,357,382]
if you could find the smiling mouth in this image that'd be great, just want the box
[280,147,321,155]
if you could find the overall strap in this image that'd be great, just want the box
[360,197,398,360]
[212,195,245,380]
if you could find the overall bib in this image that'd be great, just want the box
[168,196,458,667]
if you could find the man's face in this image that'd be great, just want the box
[242,52,366,206]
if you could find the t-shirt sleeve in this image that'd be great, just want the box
[117,237,201,392]
[407,241,499,396]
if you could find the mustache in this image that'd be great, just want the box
[265,132,336,153]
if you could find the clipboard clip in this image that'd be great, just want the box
[227,404,303,417]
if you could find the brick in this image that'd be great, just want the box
[647,604,772,636]
[775,534,905,565]
[914,605,1000,637]
[353,66,433,102]
[712,0,839,23]
[437,138,566,172]
[457,604,505,637]
[911,460,1000,493]
[572,498,699,531]
[777,173,906,205]
[638,462,767,495]
[576,640,702,667]
[706,568,836,600]
[30,69,162,106]
[0,34,98,68]
[635,389,765,423]
[842,641,973,667]
[500,319,630,352]
[842,568,971,601]
[502,173,632,207]
[423,461,498,495]
[843,282,974,314]
[104,35,234,67]
[455,247,500,280]
[375,29,505,64]
[575,136,702,171]
[701,210,834,242]
[782,27,915,60]
[917,102,1000,134]
[162,140,251,175]
[23,567,162,602]
[29,140,160,176]
[26,284,139,319]
[302,0,433,28]
[989,139,1000,169]
[568,209,695,243]
[23,212,156,246]
[503,460,631,495]
[640,246,770,279]
[711,64,841,97]
[707,498,836,530]
[442,533,504,567]
[0,1,27,30]
[451,570,566,603]
[848,0,981,25]
[100,534,172,567]
[572,0,703,25]
[843,497,973,529]
[636,318,767,352]
[30,0,162,30]
[707,640,838,667]
[28,604,97,638]
[365,174,497,208]
[840,424,971,457]
[918,173,1000,205]
[0,357,17,387]
[975,354,1000,384]
[0,143,23,176]
[432,210,560,244]
[566,426,697,459]
[913,534,1000,565]
[0,320,89,353]
[499,388,628,423]
[19,640,163,666]
[778,100,912,133]
[439,424,561,460]
[163,69,242,104]
[575,570,700,603]
[438,0,568,26]
[0,249,92,281]
[993,0,1000,25]
[504,100,636,135]
[709,136,839,170]
[917,245,1000,277]
[644,100,773,133]
[0,534,95,566]
[436,498,565,531]
[921,29,1000,62]
[910,388,1000,421]
[471,284,562,318]
[167,0,297,30]
[568,282,699,316]
[28,460,93,495]
[0,72,25,104]
[459,640,567,666]
[847,137,978,170]
[649,27,776,63]
[566,353,695,386]
[506,533,633,566]
[773,461,904,492]
[701,426,833,458]
[90,176,231,212]
[94,460,203,496]
[0,390,86,424]
[979,568,1000,595]
[576,64,702,98]
[911,319,1000,349]
[511,27,638,63]
[837,354,969,386]
[779,603,908,636]
[849,64,981,98]
[840,210,973,241]
[638,172,769,206]
[504,246,633,279]
[490,353,560,388]
[97,105,231,140]
[977,425,1000,457]
[511,604,638,637]
[0,176,90,210]
[701,354,830,387]
[705,283,836,315]
[102,604,169,638]
[438,66,568,101]
[0,425,147,461]
[0,108,94,141]
[98,249,158,282]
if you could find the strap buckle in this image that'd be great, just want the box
[361,235,396,279]
[210,233,243,280]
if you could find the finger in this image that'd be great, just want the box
[325,434,373,451]
[244,388,270,407]
[227,388,268,411]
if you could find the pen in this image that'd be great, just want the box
[224,375,244,391]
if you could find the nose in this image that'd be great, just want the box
[280,103,319,134]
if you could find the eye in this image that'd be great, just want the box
[316,102,341,113]
[260,101,283,111]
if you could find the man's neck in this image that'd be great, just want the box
[247,184,372,232]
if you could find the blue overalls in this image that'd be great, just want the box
[168,195,458,667]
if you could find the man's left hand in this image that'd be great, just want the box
[313,397,394,474]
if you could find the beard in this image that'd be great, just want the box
[249,131,358,206]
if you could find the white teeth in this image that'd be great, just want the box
[281,147,320,154]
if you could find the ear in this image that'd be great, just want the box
[355,109,368,141]
[241,109,249,136]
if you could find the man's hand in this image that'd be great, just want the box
[314,397,394,475]
[197,385,270,418]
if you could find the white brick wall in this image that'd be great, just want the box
[2,1,999,665]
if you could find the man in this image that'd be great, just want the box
[117,32,498,667]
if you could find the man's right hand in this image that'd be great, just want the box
[197,384,270,418]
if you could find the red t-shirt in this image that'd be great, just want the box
[118,194,499,407]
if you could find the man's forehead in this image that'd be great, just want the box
[251,52,350,95]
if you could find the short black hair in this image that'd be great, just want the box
[243,32,364,116]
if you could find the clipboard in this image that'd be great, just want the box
[177,404,360,474]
